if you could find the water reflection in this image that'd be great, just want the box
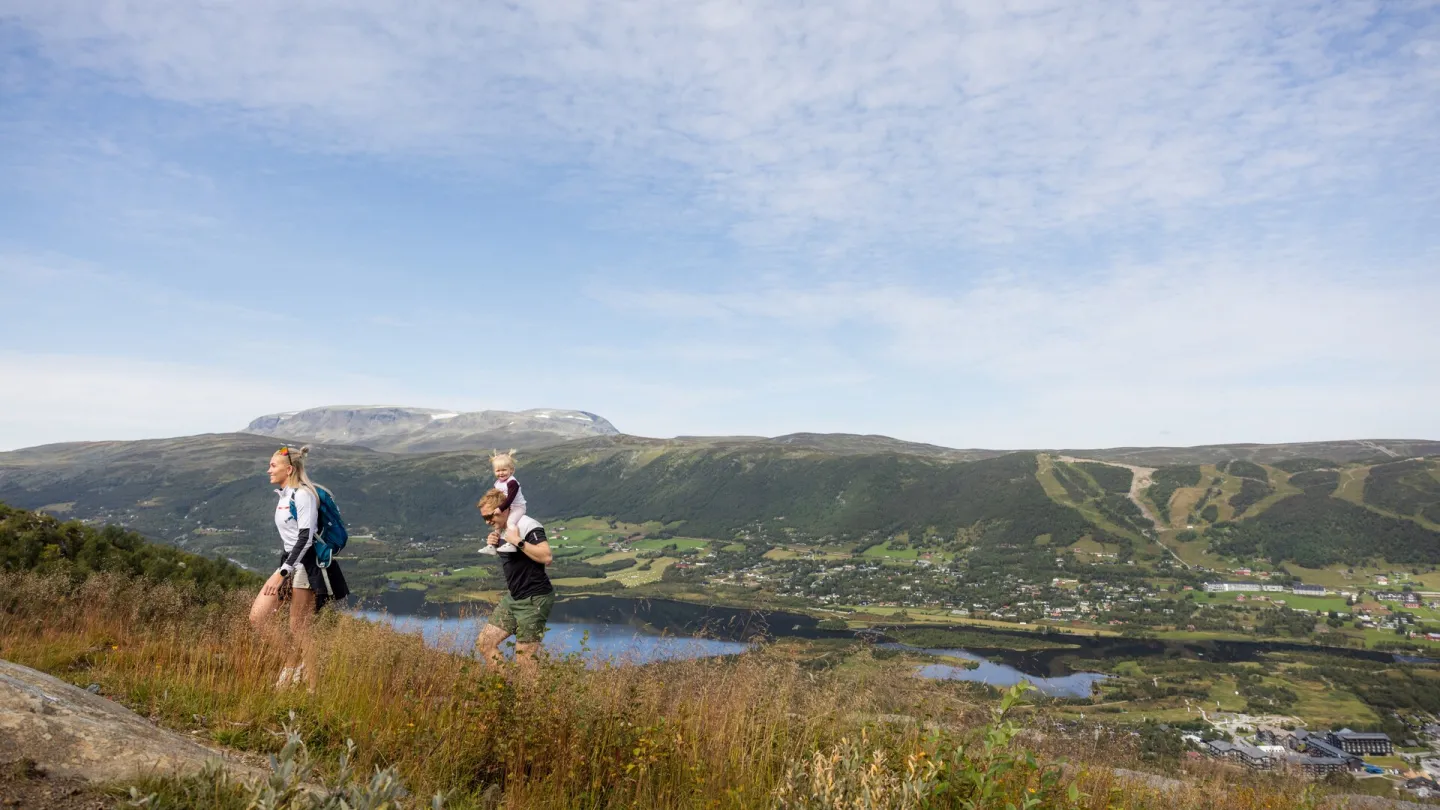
[883,645,1108,697]
[354,610,751,666]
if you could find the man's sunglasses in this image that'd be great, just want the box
[481,511,499,520]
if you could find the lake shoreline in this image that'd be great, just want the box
[359,592,1432,689]
[371,590,1436,664]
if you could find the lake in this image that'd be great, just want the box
[877,644,1109,698]
[366,592,851,641]
[357,593,842,665]
[354,609,752,665]
[362,594,1419,693]
[359,594,1114,693]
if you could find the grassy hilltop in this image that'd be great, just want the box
[3,504,1437,807]
[0,569,1362,809]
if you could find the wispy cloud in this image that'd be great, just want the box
[1,1,1437,447]
[5,1,1437,258]
[0,352,401,449]
[594,245,1440,445]
[619,258,1437,378]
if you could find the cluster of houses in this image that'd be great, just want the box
[1201,728,1392,775]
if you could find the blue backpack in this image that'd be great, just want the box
[289,487,349,568]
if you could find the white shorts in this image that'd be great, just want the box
[292,564,312,590]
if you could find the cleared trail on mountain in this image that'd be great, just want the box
[1056,456,1189,568]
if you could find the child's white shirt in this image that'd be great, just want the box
[496,476,527,529]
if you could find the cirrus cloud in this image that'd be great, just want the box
[4,0,1437,256]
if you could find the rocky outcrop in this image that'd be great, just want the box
[243,405,619,452]
[0,659,262,785]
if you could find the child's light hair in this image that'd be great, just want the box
[490,449,518,471]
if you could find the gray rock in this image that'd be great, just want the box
[0,658,263,785]
[243,405,620,452]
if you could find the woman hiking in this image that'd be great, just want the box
[249,444,349,688]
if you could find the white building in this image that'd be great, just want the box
[1205,582,1265,593]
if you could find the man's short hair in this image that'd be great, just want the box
[478,488,508,512]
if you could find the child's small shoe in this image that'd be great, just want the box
[478,545,498,556]
[496,542,518,553]
[275,667,295,689]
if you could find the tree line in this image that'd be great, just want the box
[0,501,258,596]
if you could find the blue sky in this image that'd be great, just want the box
[2,0,1438,452]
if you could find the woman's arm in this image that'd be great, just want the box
[279,490,317,576]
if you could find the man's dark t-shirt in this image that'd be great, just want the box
[500,519,553,599]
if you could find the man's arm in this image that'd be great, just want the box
[520,527,553,565]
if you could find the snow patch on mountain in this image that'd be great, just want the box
[243,405,619,452]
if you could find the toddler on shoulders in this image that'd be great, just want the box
[478,449,527,555]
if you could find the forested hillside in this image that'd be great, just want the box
[0,434,1096,567]
[523,441,1093,543]
[1041,459,1150,540]
[2,432,1436,574]
[1128,455,1440,567]
[1364,458,1440,523]
[1144,466,1201,524]
[0,501,256,592]
[1208,493,1440,566]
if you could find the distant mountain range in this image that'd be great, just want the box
[244,404,1440,465]
[1,406,1437,575]
[1057,439,1440,467]
[244,406,619,452]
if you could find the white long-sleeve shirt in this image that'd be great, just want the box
[274,486,317,576]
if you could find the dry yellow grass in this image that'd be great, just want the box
[0,571,1339,809]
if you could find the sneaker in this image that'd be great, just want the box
[275,667,295,689]
[291,663,307,686]
[496,542,518,553]
[478,545,498,556]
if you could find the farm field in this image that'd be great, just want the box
[1270,594,1351,613]
[763,545,854,561]
[861,543,921,560]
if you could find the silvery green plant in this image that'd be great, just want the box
[128,715,443,810]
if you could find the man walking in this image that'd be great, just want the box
[475,487,555,670]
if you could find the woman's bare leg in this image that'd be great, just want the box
[249,589,282,629]
[286,588,317,672]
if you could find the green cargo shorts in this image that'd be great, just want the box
[490,591,555,643]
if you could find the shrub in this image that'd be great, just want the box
[126,723,441,809]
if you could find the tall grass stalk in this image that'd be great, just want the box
[1,571,1326,809]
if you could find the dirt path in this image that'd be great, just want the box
[1356,440,1402,459]
[1057,456,1189,568]
[1057,456,1161,527]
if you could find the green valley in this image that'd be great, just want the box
[2,434,1439,656]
